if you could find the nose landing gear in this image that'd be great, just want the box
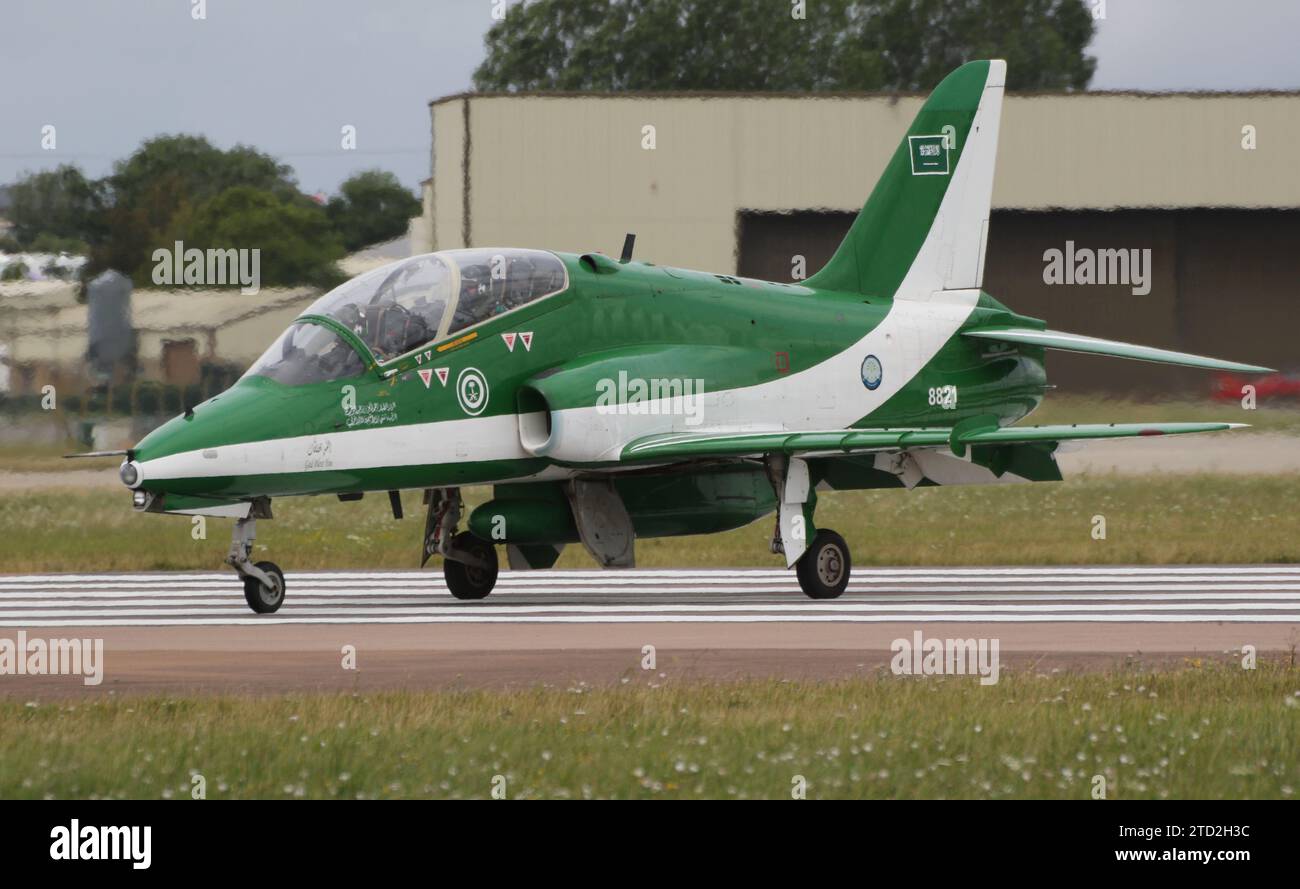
[226,502,286,614]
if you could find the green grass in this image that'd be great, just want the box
[0,442,90,473]
[3,666,1297,799]
[2,473,1298,573]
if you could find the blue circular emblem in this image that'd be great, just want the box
[861,354,883,390]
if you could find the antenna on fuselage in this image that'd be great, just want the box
[620,233,636,264]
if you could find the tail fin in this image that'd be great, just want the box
[806,59,1005,300]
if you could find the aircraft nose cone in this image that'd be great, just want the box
[129,376,294,497]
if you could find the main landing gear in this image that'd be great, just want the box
[443,532,499,600]
[422,488,500,600]
[773,512,853,600]
[226,503,286,614]
[767,454,852,600]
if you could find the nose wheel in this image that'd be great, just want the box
[796,529,851,599]
[243,561,286,614]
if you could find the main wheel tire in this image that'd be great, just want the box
[243,561,286,614]
[795,530,851,600]
[444,532,499,600]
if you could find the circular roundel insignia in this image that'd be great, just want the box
[456,367,489,416]
[861,354,883,390]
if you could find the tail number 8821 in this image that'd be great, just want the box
[927,385,958,410]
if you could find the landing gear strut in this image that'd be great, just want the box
[422,487,500,600]
[226,502,285,614]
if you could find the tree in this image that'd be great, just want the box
[106,134,298,213]
[179,186,345,289]
[86,135,305,285]
[6,165,104,248]
[473,0,1097,93]
[872,0,1097,91]
[30,232,90,255]
[9,133,419,289]
[326,170,421,252]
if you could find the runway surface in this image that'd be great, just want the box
[2,566,1297,693]
[3,565,1300,625]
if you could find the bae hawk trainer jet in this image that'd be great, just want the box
[82,60,1270,612]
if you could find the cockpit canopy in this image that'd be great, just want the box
[245,248,568,385]
[303,248,566,363]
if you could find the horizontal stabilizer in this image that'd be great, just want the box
[622,422,1245,462]
[63,450,130,459]
[964,326,1273,374]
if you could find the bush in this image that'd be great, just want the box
[1,261,29,281]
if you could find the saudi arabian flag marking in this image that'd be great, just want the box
[908,134,950,175]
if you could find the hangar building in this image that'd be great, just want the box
[409,89,1299,393]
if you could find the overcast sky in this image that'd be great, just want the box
[2,0,1298,195]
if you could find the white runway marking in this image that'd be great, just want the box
[0,566,1299,626]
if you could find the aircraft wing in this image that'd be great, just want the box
[621,421,1245,462]
[963,326,1273,374]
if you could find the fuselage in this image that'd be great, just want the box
[124,249,1047,503]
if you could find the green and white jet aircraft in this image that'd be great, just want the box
[91,60,1272,612]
